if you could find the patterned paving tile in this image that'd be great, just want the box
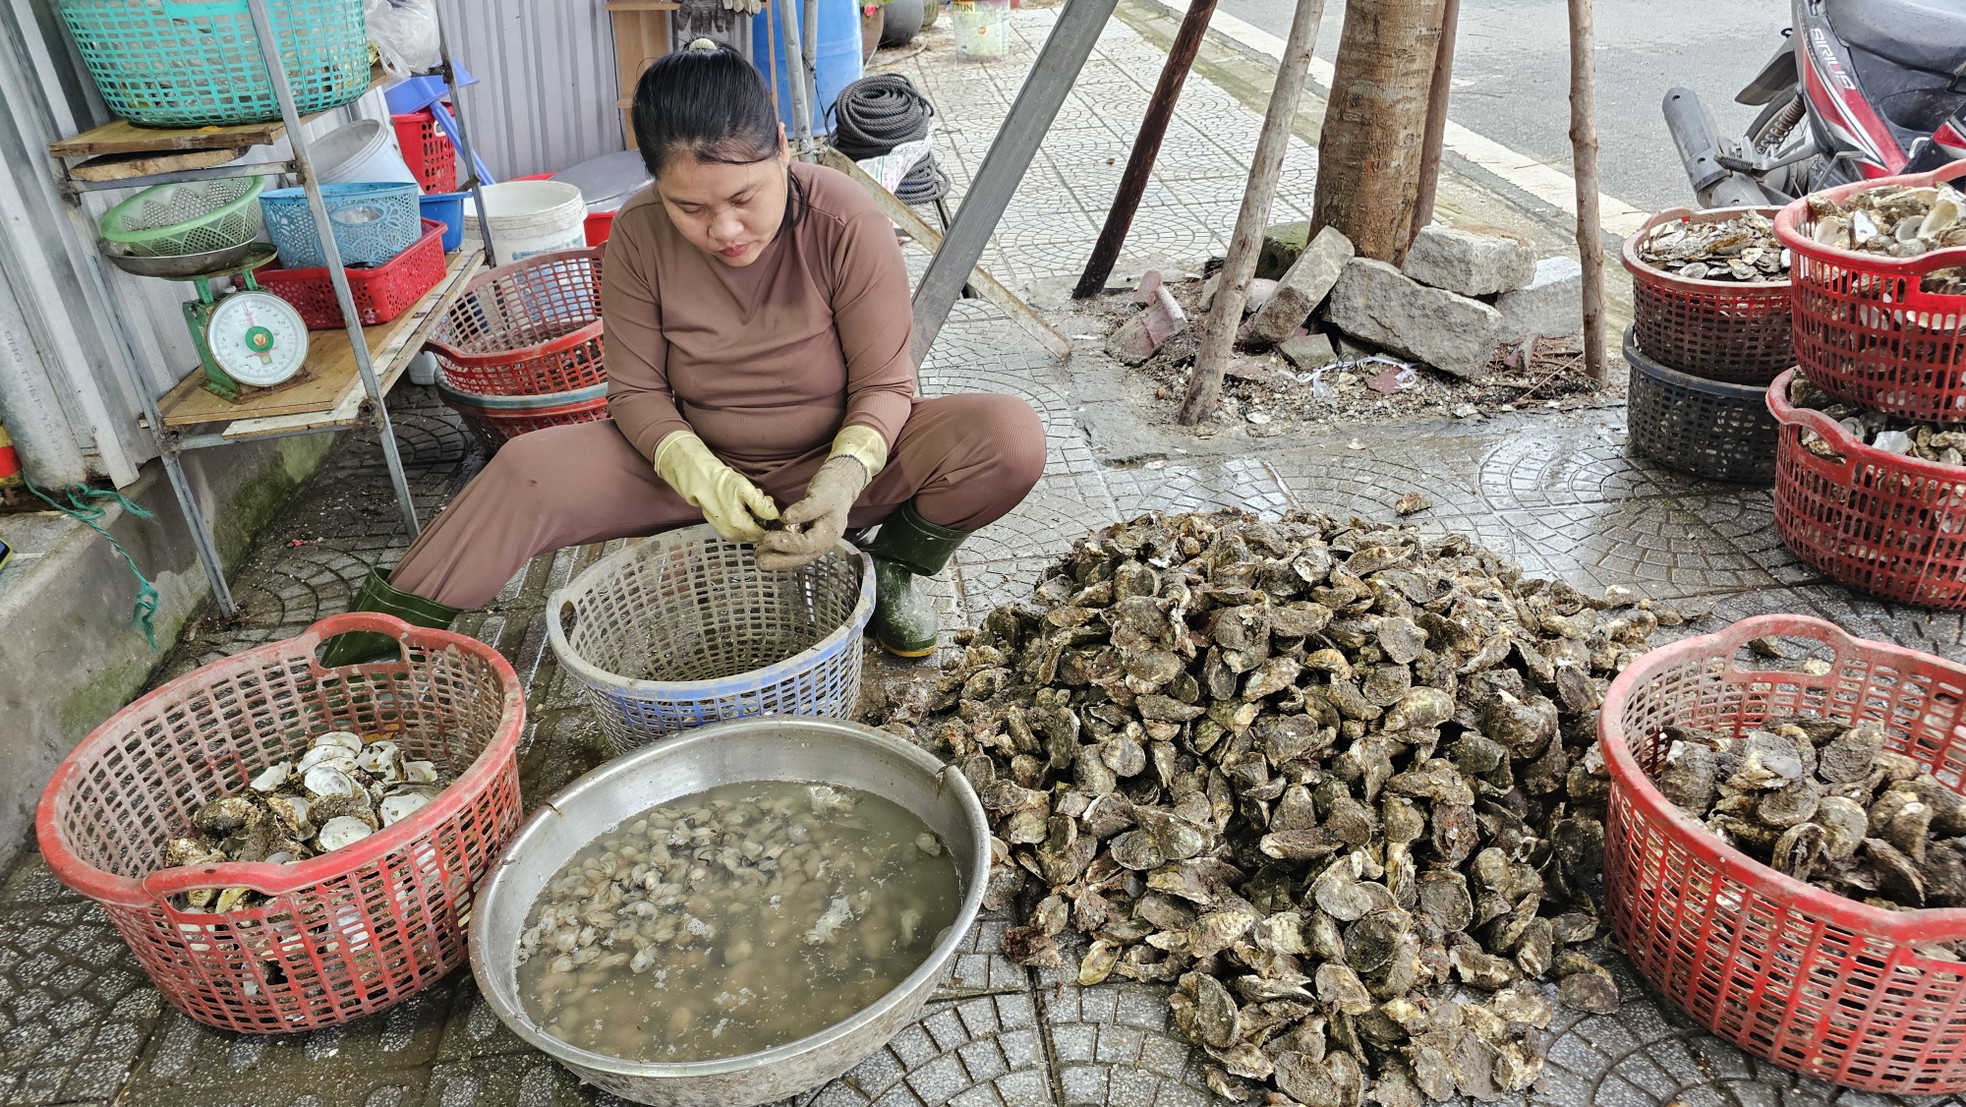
[0,901,162,1106]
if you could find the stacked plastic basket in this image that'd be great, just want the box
[1767,162,1966,609]
[1620,206,1791,482]
[426,248,609,450]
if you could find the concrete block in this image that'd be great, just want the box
[1199,276,1276,315]
[1249,227,1355,345]
[1325,258,1503,378]
[1257,220,1312,280]
[1495,256,1585,341]
[1402,224,1537,296]
[1277,335,1331,370]
[1107,286,1188,366]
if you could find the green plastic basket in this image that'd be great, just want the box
[58,0,369,128]
[100,176,267,258]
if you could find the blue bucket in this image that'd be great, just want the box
[753,0,863,137]
[420,192,466,252]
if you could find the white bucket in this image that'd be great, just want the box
[312,119,420,187]
[463,182,588,265]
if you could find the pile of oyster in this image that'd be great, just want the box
[160,728,453,913]
[1806,183,1966,294]
[1635,210,1788,283]
[1788,374,1966,465]
[882,510,1679,1107]
[1658,714,1966,955]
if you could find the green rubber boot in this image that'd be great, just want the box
[860,502,970,658]
[318,569,462,667]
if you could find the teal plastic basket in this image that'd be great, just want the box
[58,0,369,128]
[261,183,421,269]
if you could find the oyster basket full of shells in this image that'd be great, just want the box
[35,613,526,1034]
[1623,205,1794,385]
[1767,368,1966,610]
[548,525,876,753]
[1773,161,1966,423]
[1600,614,1966,1095]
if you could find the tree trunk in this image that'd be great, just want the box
[1309,0,1448,265]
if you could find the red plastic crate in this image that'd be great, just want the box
[391,109,457,195]
[1601,614,1966,1094]
[257,218,448,330]
[1767,368,1966,609]
[35,613,526,1033]
[1773,160,1966,423]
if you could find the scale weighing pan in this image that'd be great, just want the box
[97,240,275,282]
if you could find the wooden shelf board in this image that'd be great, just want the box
[49,67,384,160]
[154,247,483,435]
[605,1,681,10]
[69,146,257,182]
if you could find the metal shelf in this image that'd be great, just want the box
[48,11,498,619]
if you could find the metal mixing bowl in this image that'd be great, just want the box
[467,717,990,1107]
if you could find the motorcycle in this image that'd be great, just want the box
[1663,0,1966,209]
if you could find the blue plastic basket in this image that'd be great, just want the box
[547,526,876,753]
[58,0,369,128]
[261,183,421,269]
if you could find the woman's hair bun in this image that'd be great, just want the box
[686,37,719,51]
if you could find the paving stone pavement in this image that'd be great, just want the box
[13,7,1966,1107]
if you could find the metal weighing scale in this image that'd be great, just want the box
[99,241,312,403]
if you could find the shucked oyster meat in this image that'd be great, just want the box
[884,510,1684,1106]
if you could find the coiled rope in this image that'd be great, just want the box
[829,74,950,206]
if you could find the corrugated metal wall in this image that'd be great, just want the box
[435,0,627,181]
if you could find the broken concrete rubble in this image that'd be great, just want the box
[1325,257,1503,378]
[1106,285,1188,366]
[1402,224,1537,297]
[1257,219,1312,280]
[1495,257,1585,342]
[1249,226,1354,345]
[1198,275,1276,314]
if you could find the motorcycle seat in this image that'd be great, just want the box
[1825,0,1966,79]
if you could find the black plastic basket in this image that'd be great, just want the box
[1625,326,1779,484]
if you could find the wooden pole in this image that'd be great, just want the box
[1408,0,1460,244]
[1177,0,1327,425]
[1567,0,1606,382]
[1072,0,1219,299]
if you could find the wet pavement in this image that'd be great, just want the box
[9,7,1966,1107]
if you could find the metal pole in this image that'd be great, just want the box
[1408,0,1459,243]
[1073,0,1218,298]
[243,0,421,537]
[912,0,1118,357]
[1567,0,1607,382]
[778,0,816,159]
[158,441,237,617]
[434,19,498,261]
[1177,0,1327,425]
[801,0,820,131]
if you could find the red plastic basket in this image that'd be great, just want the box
[424,249,606,397]
[1767,368,1966,609]
[436,377,611,451]
[1602,614,1966,1094]
[390,109,457,195]
[1773,160,1966,422]
[1622,206,1792,384]
[257,218,448,330]
[35,614,525,1034]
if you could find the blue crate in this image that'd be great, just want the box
[260,183,421,269]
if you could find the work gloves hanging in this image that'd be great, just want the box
[654,431,781,543]
[720,0,765,15]
[756,426,887,572]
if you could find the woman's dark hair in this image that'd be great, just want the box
[632,39,806,222]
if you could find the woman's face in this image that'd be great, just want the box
[655,127,792,268]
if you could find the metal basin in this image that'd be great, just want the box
[467,717,989,1107]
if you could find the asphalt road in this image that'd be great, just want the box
[1213,0,1787,215]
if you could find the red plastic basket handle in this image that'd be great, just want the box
[139,857,322,909]
[1682,613,1866,676]
[301,611,422,651]
[1765,373,1858,471]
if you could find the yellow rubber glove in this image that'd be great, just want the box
[653,431,781,543]
[756,426,887,571]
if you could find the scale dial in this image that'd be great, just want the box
[206,291,308,389]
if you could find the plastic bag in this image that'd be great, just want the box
[367,0,441,78]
